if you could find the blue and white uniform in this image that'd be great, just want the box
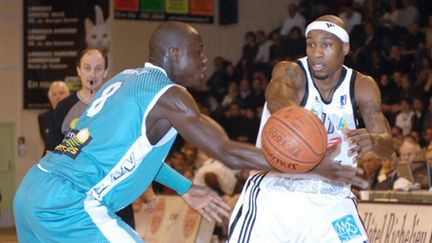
[228,57,368,243]
[14,63,190,242]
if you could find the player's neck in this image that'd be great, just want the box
[313,68,344,101]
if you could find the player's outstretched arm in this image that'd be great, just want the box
[344,74,393,159]
[155,86,272,171]
[182,184,231,223]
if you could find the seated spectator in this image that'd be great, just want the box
[375,155,399,190]
[280,3,306,37]
[284,26,306,61]
[380,0,401,29]
[393,139,423,191]
[250,77,265,109]
[387,45,413,75]
[411,96,427,136]
[397,0,419,31]
[207,56,229,103]
[357,152,382,190]
[254,30,272,65]
[338,3,362,33]
[269,30,286,66]
[379,74,399,125]
[38,81,70,154]
[422,127,432,149]
[236,78,255,109]
[395,99,414,135]
[221,81,238,108]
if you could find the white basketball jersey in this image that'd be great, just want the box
[298,57,359,167]
[257,57,360,168]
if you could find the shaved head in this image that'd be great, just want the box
[149,21,200,64]
[148,21,207,86]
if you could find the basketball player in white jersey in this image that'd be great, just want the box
[227,15,393,243]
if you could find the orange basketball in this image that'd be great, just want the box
[261,106,328,173]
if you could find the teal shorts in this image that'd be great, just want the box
[13,165,143,242]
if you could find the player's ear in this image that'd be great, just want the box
[342,43,350,56]
[169,47,180,61]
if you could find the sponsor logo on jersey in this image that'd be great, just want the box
[340,94,347,107]
[337,118,348,128]
[54,128,92,159]
[332,214,362,242]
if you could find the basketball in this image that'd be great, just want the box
[261,106,328,173]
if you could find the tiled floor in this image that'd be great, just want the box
[0,227,17,242]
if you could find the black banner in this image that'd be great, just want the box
[23,0,109,109]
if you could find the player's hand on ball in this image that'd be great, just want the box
[182,184,231,223]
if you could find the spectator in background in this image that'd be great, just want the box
[411,96,426,135]
[207,56,228,103]
[237,31,258,79]
[338,3,362,33]
[393,139,423,191]
[399,74,415,102]
[422,127,432,148]
[351,22,382,69]
[221,81,238,109]
[280,3,306,37]
[236,78,254,109]
[269,30,286,66]
[397,0,419,31]
[379,74,399,125]
[357,152,382,190]
[364,50,389,80]
[38,81,70,154]
[380,0,401,29]
[395,99,414,135]
[374,155,399,190]
[388,45,413,75]
[284,26,306,61]
[250,77,265,109]
[254,30,272,65]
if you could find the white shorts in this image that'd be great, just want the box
[227,172,368,243]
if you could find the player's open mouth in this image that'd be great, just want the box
[312,64,324,72]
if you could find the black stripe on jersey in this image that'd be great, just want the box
[350,71,363,129]
[297,60,309,107]
[349,196,367,237]
[227,205,243,241]
[236,173,266,243]
[227,173,262,242]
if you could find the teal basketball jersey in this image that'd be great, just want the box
[40,63,179,211]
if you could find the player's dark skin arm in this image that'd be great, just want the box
[343,74,393,159]
[265,61,305,113]
[146,86,273,171]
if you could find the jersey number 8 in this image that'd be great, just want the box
[87,82,122,117]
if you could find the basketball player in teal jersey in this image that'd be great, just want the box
[228,15,393,242]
